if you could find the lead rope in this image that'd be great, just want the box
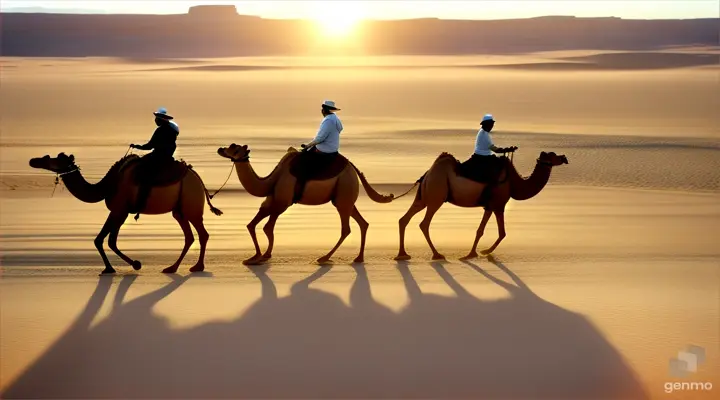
[209,163,235,199]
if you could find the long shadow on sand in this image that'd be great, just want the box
[2,258,647,399]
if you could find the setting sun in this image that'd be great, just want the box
[311,1,366,37]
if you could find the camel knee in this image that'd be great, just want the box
[94,236,105,249]
[197,229,209,243]
[419,220,431,231]
[108,239,119,252]
[262,224,274,236]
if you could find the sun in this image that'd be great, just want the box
[311,2,366,37]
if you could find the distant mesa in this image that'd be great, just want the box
[188,5,238,18]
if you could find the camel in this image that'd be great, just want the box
[395,151,568,261]
[216,144,395,265]
[29,152,222,275]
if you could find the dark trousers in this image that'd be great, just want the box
[134,152,173,214]
[459,154,505,207]
[292,149,339,202]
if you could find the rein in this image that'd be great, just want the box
[51,167,80,198]
[209,155,249,199]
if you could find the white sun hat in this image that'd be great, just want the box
[322,100,340,111]
[482,114,495,122]
[153,107,174,120]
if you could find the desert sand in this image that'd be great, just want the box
[1,51,719,399]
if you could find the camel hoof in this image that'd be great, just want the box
[242,256,265,266]
[432,254,446,261]
[99,268,116,275]
[394,254,411,261]
[131,260,142,271]
[316,257,332,265]
[353,256,364,264]
[162,266,179,274]
[189,264,205,273]
[459,253,478,261]
[480,249,493,256]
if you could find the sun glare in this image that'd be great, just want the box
[311,2,366,37]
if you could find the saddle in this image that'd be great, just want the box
[456,155,508,185]
[454,155,509,208]
[289,151,349,203]
[130,158,192,187]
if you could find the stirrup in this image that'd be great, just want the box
[134,213,140,221]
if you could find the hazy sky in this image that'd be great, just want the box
[2,0,718,20]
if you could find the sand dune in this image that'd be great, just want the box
[134,52,720,73]
[1,54,719,399]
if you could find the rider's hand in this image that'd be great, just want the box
[130,144,138,149]
[509,146,518,152]
[301,144,309,152]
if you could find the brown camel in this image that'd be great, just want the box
[29,153,222,275]
[395,151,568,261]
[216,144,394,265]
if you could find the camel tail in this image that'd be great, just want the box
[204,189,224,216]
[349,162,395,203]
[190,169,224,216]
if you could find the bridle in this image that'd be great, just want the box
[210,152,249,199]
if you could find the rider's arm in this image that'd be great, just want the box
[134,129,159,150]
[491,145,517,154]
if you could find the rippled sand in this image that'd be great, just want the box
[1,54,719,399]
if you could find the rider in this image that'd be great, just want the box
[294,100,343,199]
[471,114,517,205]
[130,107,179,220]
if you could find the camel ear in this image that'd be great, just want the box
[68,155,75,163]
[246,149,251,155]
[540,151,547,157]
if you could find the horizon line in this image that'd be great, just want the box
[2,9,719,22]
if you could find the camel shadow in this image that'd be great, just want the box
[3,261,647,399]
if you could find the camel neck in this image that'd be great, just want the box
[60,169,107,203]
[234,160,275,197]
[509,161,553,201]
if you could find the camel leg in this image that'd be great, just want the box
[317,206,352,264]
[162,211,194,274]
[260,212,283,262]
[419,201,445,260]
[244,203,272,265]
[350,206,369,263]
[460,208,493,260]
[107,213,142,271]
[481,211,506,255]
[188,217,209,272]
[95,212,125,275]
[395,195,426,261]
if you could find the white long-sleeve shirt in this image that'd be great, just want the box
[474,129,494,156]
[312,113,343,153]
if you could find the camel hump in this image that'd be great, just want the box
[132,159,191,187]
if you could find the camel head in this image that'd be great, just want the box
[538,151,568,167]
[29,153,77,173]
[218,143,251,162]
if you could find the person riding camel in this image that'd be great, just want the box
[464,113,517,205]
[129,107,180,220]
[294,100,344,201]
